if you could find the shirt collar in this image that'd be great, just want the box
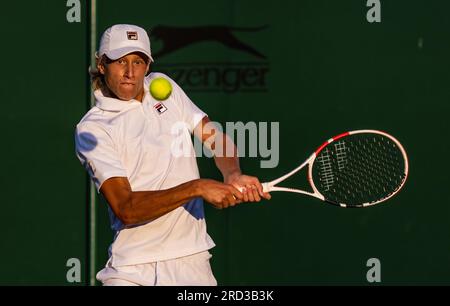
[94,89,143,112]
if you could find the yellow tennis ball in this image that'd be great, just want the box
[149,77,172,100]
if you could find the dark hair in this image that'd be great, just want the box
[89,55,110,91]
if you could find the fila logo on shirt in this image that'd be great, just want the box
[154,102,168,114]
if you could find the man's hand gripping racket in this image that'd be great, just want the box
[244,130,408,208]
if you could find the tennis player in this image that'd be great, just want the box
[75,24,270,286]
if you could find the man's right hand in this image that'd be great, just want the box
[195,179,244,209]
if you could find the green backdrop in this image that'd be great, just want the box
[1,0,449,285]
[0,0,87,284]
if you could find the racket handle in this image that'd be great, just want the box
[237,183,270,193]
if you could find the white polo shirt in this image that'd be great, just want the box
[75,72,215,266]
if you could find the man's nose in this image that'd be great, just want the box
[124,62,135,78]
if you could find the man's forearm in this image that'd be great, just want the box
[214,155,241,181]
[123,179,202,225]
[213,133,241,181]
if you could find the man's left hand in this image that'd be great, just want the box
[224,173,271,202]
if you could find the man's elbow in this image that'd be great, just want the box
[118,211,136,226]
[100,178,140,226]
[116,198,138,226]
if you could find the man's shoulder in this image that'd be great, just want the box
[76,107,110,133]
[145,72,179,90]
[77,106,101,124]
[146,71,170,81]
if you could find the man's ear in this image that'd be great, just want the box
[98,62,105,75]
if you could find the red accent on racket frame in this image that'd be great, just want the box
[315,141,329,155]
[332,132,350,141]
[314,132,350,156]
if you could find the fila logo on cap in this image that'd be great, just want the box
[127,31,138,40]
[154,102,167,114]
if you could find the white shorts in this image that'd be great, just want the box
[96,251,217,286]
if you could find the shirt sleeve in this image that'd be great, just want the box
[75,122,128,192]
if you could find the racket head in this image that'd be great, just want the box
[308,130,408,208]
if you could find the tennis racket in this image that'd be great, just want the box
[254,130,408,208]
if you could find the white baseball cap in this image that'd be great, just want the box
[98,24,154,62]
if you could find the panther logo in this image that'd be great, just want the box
[150,25,268,59]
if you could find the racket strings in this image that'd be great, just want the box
[312,134,406,206]
[316,147,334,191]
